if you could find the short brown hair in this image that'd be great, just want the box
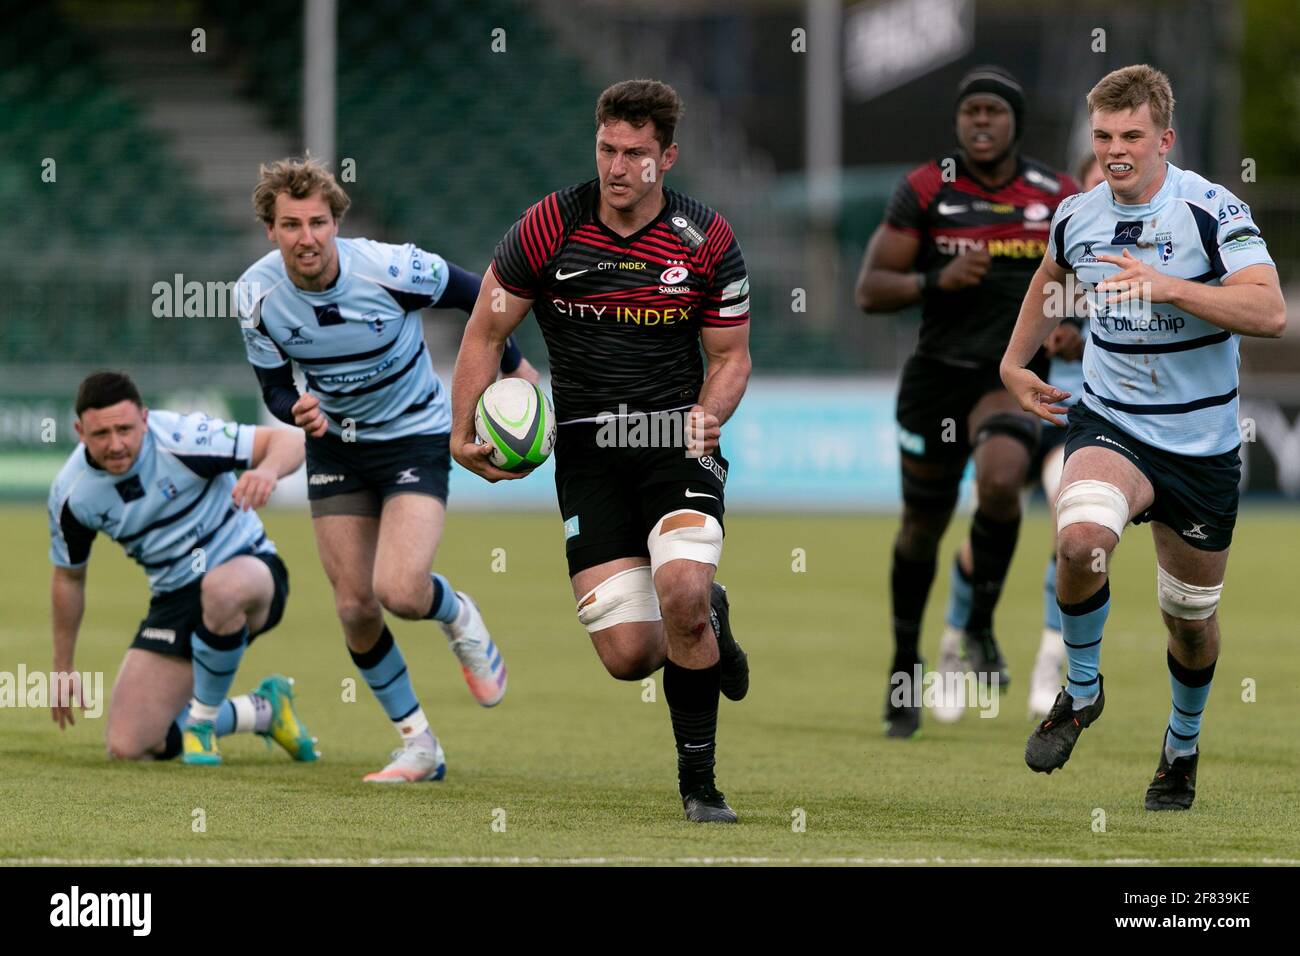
[253,155,351,225]
[595,79,683,151]
[76,371,142,416]
[1087,64,1175,132]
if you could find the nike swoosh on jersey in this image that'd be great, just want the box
[555,268,588,281]
[937,202,969,215]
[684,489,718,499]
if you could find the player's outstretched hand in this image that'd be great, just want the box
[1045,322,1084,361]
[292,392,329,438]
[685,405,721,458]
[1001,363,1070,427]
[232,466,278,511]
[453,438,524,483]
[938,248,992,291]
[1094,248,1172,305]
[51,669,82,730]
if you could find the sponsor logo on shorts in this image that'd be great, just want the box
[898,425,925,456]
[698,455,727,484]
[395,468,419,485]
[1182,523,1209,541]
[684,489,718,500]
[1094,434,1135,457]
[140,627,176,644]
[309,473,346,486]
[563,515,580,540]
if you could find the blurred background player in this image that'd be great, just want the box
[48,371,316,766]
[855,66,1079,737]
[451,79,752,823]
[1004,65,1286,809]
[1025,153,1106,718]
[238,157,538,783]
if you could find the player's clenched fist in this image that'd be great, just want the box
[292,392,328,438]
[231,466,278,511]
[938,248,991,291]
[685,405,721,458]
[1044,321,1084,361]
[1001,363,1070,427]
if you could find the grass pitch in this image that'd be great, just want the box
[1,503,1297,865]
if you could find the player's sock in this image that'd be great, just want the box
[421,573,462,624]
[1043,554,1062,632]
[173,692,272,743]
[891,546,937,673]
[349,625,428,740]
[964,509,1021,634]
[188,622,249,724]
[663,658,721,797]
[1059,580,1110,708]
[1165,650,1215,761]
[944,554,973,629]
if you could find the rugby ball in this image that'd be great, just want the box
[474,378,556,473]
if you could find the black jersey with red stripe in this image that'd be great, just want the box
[885,153,1078,365]
[492,179,749,422]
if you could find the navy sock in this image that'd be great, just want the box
[663,659,721,797]
[891,547,937,673]
[965,509,1021,633]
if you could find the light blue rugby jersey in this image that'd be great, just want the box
[1047,163,1275,455]
[48,410,273,594]
[237,238,452,442]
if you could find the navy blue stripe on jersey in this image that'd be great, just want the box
[306,343,427,398]
[140,505,238,570]
[322,385,441,431]
[1084,382,1238,415]
[59,501,97,565]
[1186,202,1227,278]
[1053,213,1074,271]
[380,285,436,314]
[435,262,481,312]
[173,446,246,478]
[1089,329,1232,355]
[292,338,402,366]
[116,479,215,543]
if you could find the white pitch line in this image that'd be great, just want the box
[4,856,1299,866]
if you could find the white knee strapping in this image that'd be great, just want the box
[647,509,723,577]
[1157,565,1222,620]
[576,565,661,633]
[1056,479,1129,539]
[1041,445,1066,504]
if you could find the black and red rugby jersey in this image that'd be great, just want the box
[492,179,749,422]
[884,153,1078,365]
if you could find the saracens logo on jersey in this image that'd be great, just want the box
[660,266,689,284]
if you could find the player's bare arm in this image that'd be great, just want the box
[231,426,306,511]
[1001,255,1073,426]
[854,224,991,313]
[450,264,532,482]
[1095,252,1286,338]
[50,564,87,728]
[690,324,752,457]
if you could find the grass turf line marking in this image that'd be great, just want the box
[6,856,1300,866]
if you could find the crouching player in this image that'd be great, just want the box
[49,371,317,766]
[1001,66,1286,808]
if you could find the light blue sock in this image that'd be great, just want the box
[1044,554,1062,631]
[350,626,420,722]
[190,623,248,721]
[1060,580,1110,706]
[423,573,462,623]
[1166,651,1215,760]
[176,696,268,738]
[944,557,973,629]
